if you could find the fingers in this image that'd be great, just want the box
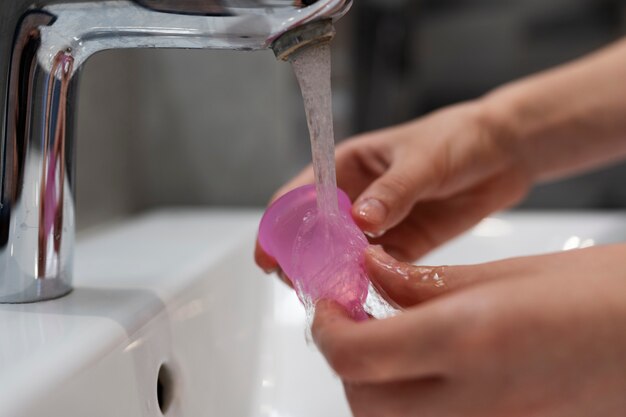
[311,251,572,385]
[352,154,439,238]
[371,166,529,261]
[312,300,453,384]
[255,136,387,275]
[364,246,506,309]
[348,103,529,240]
[364,242,544,310]
[364,246,450,309]
[254,239,278,273]
[271,126,422,238]
[254,239,294,288]
[311,254,544,384]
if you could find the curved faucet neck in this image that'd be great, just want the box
[0,0,351,303]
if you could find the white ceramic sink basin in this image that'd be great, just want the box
[0,210,624,417]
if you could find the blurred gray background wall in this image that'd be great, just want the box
[75,0,626,231]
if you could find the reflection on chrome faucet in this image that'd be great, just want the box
[39,50,73,280]
[0,0,352,303]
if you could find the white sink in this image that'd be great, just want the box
[0,210,624,417]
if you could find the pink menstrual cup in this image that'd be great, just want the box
[258,184,370,320]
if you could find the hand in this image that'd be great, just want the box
[312,245,626,417]
[255,101,530,277]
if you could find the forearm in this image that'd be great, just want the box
[483,37,626,183]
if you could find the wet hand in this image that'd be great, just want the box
[255,100,530,278]
[312,245,626,417]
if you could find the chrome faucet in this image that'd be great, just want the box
[0,0,351,303]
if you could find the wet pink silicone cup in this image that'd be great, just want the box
[258,184,370,320]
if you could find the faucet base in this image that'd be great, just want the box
[0,279,73,304]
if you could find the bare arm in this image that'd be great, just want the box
[485,37,626,183]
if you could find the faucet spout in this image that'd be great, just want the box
[0,0,352,303]
[271,19,336,61]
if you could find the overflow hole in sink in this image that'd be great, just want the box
[157,362,174,415]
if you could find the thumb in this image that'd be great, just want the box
[312,299,355,353]
[364,246,508,309]
[352,157,437,237]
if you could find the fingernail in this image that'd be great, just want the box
[365,229,386,239]
[355,198,387,227]
[263,267,278,275]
